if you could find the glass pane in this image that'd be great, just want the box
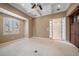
[49,17,66,41]
[77,15,79,22]
[53,18,61,40]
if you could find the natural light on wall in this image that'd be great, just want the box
[49,17,66,41]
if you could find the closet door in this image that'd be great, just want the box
[71,24,76,45]
[75,24,79,48]
[75,15,79,48]
[70,15,79,48]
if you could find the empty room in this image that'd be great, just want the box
[0,3,79,56]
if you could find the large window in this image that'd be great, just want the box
[49,17,66,41]
[3,15,20,35]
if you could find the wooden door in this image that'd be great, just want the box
[75,23,79,48]
[69,6,79,48]
[71,23,79,48]
[71,24,76,45]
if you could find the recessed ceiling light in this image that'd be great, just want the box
[56,4,61,11]
[21,4,25,6]
[57,4,61,8]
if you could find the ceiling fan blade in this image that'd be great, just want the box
[38,5,42,10]
[32,4,36,9]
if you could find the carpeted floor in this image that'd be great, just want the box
[0,37,79,56]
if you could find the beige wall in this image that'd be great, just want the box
[0,14,25,43]
[28,19,33,37]
[0,3,33,43]
[33,12,66,38]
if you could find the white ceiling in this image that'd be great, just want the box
[10,3,71,18]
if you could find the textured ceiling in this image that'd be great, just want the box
[10,3,71,18]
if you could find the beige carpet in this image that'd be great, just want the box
[0,37,79,56]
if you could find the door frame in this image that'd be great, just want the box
[68,6,79,43]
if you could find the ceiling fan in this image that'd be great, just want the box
[31,3,43,10]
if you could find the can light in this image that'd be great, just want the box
[21,3,25,6]
[57,4,61,8]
